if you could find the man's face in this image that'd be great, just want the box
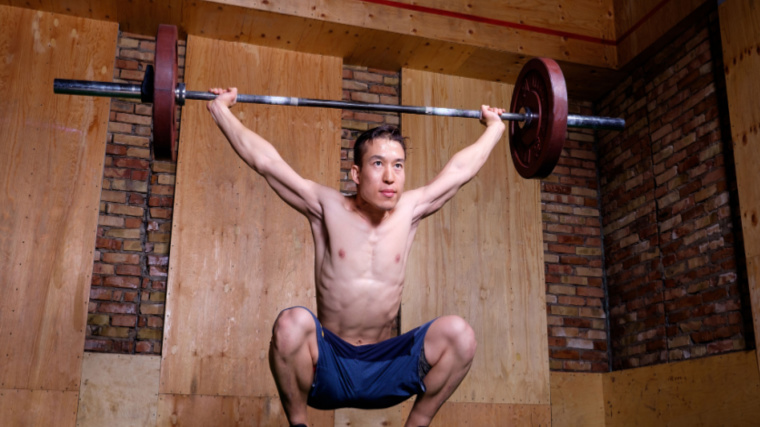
[351,137,406,212]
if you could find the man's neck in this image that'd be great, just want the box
[351,195,391,226]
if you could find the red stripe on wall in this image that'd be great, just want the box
[615,0,671,44]
[359,0,673,47]
[360,0,616,45]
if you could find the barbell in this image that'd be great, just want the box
[53,24,624,179]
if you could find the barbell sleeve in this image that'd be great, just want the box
[567,114,625,130]
[54,79,143,101]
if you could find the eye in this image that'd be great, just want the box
[373,160,382,167]
[395,163,403,169]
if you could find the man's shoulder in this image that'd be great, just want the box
[397,188,424,208]
[305,181,346,200]
[314,187,354,211]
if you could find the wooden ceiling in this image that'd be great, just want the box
[3,0,710,100]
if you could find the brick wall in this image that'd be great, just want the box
[340,65,401,193]
[86,33,184,354]
[542,101,609,372]
[595,10,749,370]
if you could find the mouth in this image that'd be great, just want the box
[380,190,396,198]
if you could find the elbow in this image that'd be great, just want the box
[251,156,273,175]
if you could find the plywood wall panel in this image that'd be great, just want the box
[334,407,404,427]
[401,69,549,406]
[603,350,760,426]
[749,255,760,373]
[76,354,161,427]
[431,402,550,426]
[550,372,605,427]
[157,394,334,427]
[0,389,79,427]
[718,0,760,372]
[159,36,341,400]
[0,5,116,392]
[719,0,760,260]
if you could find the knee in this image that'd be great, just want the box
[271,307,315,354]
[439,316,477,362]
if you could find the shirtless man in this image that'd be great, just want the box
[207,87,506,427]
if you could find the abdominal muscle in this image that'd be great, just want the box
[310,196,417,346]
[316,277,404,345]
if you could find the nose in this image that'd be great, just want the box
[383,165,395,183]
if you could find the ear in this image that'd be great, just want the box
[350,164,361,186]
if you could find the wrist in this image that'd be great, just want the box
[488,121,506,131]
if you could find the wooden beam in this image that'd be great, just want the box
[207,0,616,67]
[614,0,708,66]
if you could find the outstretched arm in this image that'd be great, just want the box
[411,105,506,221]
[206,87,324,217]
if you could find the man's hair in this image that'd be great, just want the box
[353,125,407,167]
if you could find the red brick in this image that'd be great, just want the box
[548,244,576,254]
[131,170,149,181]
[149,266,168,277]
[125,218,142,228]
[112,315,137,327]
[135,341,153,353]
[150,208,173,219]
[90,288,113,301]
[115,265,142,276]
[99,302,137,315]
[557,235,585,245]
[85,339,111,352]
[104,275,140,289]
[106,144,129,156]
[149,196,173,207]
[369,85,397,95]
[148,255,169,266]
[96,238,122,250]
[550,349,580,359]
[101,253,140,264]
[104,168,131,179]
[114,157,150,170]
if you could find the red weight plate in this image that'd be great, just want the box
[153,24,178,161]
[508,57,568,179]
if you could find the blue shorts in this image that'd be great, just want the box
[281,307,434,410]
